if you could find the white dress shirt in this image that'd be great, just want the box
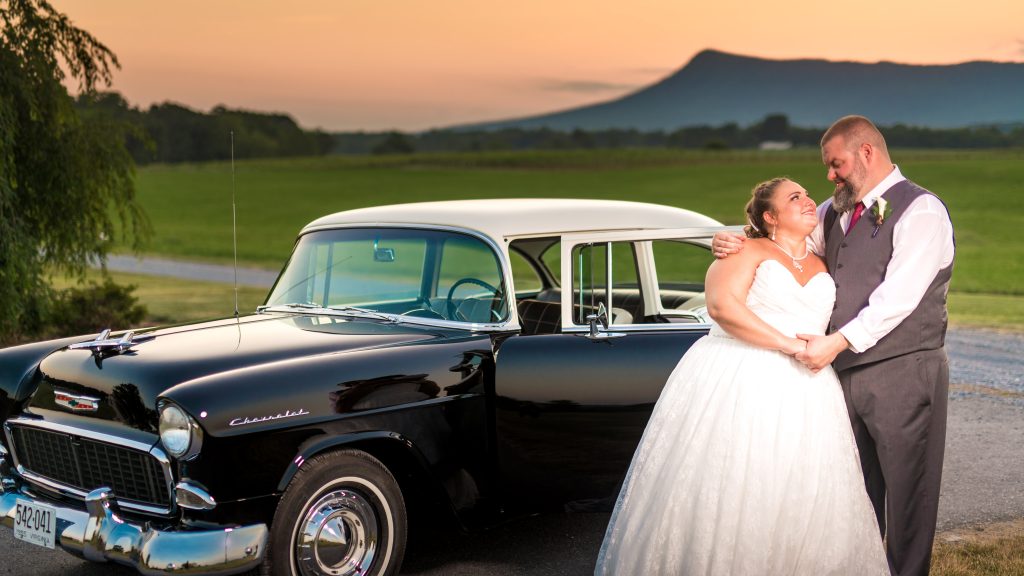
[807,165,955,353]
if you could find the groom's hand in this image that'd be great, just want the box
[712,231,746,259]
[794,332,849,372]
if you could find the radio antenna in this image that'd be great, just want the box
[231,131,239,317]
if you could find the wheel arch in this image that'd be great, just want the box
[276,431,460,527]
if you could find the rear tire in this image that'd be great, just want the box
[263,449,407,576]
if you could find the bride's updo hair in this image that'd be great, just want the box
[744,177,790,239]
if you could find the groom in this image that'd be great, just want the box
[713,115,954,576]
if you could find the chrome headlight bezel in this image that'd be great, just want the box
[0,440,10,472]
[158,401,203,461]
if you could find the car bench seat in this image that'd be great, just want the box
[516,298,632,335]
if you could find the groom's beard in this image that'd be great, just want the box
[832,182,858,213]
[831,159,867,213]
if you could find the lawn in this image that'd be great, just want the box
[932,519,1024,576]
[112,148,1023,328]
[49,271,267,326]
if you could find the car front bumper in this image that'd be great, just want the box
[0,467,267,576]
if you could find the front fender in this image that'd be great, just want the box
[275,429,463,529]
[161,335,490,438]
[162,334,492,522]
[0,333,99,423]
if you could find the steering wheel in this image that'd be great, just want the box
[399,295,446,319]
[446,277,504,322]
[400,308,446,319]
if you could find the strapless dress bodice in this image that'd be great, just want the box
[710,259,836,339]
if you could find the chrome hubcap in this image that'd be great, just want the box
[295,489,379,576]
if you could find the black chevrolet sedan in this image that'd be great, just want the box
[0,199,728,576]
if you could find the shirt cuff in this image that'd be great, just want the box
[838,321,875,354]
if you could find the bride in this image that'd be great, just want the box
[595,178,889,575]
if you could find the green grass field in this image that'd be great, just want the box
[114,148,1023,328]
[49,271,267,326]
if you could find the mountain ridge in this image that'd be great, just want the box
[454,49,1024,131]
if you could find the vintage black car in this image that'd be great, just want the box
[0,199,728,575]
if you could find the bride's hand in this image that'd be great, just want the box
[781,338,806,356]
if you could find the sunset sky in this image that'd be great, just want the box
[61,0,1024,132]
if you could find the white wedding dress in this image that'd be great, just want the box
[595,259,889,576]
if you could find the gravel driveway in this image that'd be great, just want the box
[2,327,1021,575]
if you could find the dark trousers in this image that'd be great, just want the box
[839,348,949,576]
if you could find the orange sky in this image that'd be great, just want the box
[61,0,1024,131]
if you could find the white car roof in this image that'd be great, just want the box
[302,198,722,240]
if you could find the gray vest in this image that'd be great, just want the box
[824,180,953,371]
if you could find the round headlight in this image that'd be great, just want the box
[159,404,196,458]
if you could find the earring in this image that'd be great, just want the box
[771,227,776,241]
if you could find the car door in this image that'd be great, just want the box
[493,226,730,511]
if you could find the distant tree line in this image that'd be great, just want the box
[75,95,1024,162]
[76,92,334,164]
[339,114,1024,155]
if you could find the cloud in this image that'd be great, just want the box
[537,79,639,94]
[1018,39,1024,56]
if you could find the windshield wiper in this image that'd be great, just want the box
[258,302,395,322]
[256,301,319,313]
[326,305,396,322]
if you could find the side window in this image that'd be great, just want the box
[650,240,714,318]
[539,242,561,285]
[571,243,608,325]
[508,249,543,295]
[570,241,641,326]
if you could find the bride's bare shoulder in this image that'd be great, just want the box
[710,237,771,274]
[740,238,774,260]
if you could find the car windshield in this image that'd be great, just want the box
[264,228,509,324]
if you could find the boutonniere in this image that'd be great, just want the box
[870,198,892,238]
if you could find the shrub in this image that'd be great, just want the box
[43,277,148,339]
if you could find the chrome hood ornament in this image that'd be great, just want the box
[68,329,155,356]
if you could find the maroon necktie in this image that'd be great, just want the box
[846,202,865,235]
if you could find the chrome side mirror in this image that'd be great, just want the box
[586,302,609,337]
[585,302,624,340]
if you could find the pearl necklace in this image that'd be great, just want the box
[769,240,809,272]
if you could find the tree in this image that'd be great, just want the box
[371,131,415,155]
[756,114,790,142]
[0,0,149,343]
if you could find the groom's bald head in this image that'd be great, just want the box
[821,115,890,160]
[820,115,895,210]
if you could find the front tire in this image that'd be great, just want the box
[265,449,407,576]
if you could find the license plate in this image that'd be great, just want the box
[13,500,56,549]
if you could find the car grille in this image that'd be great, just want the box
[9,425,171,509]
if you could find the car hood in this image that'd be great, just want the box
[29,313,451,432]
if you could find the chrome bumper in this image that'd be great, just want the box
[0,471,267,576]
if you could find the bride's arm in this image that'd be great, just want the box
[704,248,805,355]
